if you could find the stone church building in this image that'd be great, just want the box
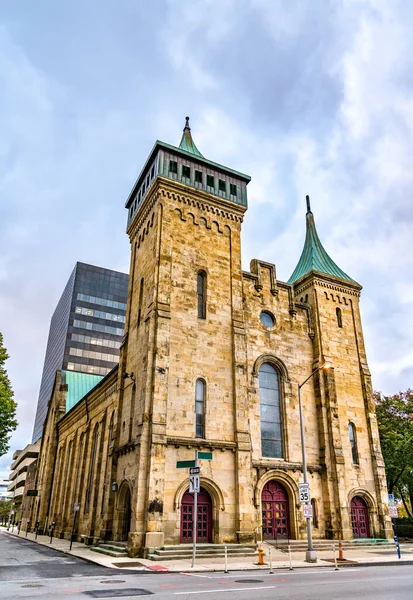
[29,118,392,556]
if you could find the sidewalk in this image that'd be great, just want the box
[2,526,413,573]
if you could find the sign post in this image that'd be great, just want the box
[191,451,199,568]
[176,451,212,569]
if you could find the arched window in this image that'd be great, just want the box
[195,379,206,438]
[85,425,99,513]
[197,271,207,319]
[311,498,318,528]
[348,422,358,464]
[101,412,115,516]
[72,433,84,510]
[336,307,343,328]
[60,440,73,515]
[259,363,283,458]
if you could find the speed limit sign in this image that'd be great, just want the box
[298,483,310,503]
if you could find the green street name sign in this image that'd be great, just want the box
[198,452,213,460]
[176,452,213,469]
[176,460,196,468]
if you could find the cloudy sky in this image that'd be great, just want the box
[1,0,413,477]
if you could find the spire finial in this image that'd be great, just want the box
[306,194,311,213]
[178,116,204,158]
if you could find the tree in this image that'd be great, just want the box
[375,389,413,517]
[0,499,12,523]
[0,333,17,457]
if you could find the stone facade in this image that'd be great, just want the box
[27,123,393,554]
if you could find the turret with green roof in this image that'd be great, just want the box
[125,117,251,230]
[288,196,358,286]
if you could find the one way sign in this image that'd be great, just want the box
[189,474,200,494]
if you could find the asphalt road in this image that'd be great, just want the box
[1,531,413,599]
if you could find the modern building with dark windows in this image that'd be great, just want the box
[32,262,128,443]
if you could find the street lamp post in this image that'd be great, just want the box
[298,360,332,563]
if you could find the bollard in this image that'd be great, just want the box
[288,544,293,571]
[224,545,228,573]
[49,521,56,544]
[17,520,22,535]
[26,521,30,538]
[269,547,273,574]
[332,544,339,571]
[35,521,39,540]
[394,535,401,560]
[257,544,266,565]
[338,539,344,561]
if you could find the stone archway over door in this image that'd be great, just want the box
[351,496,370,538]
[262,480,290,540]
[121,487,132,542]
[180,488,212,543]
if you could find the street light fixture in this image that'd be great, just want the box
[298,360,332,563]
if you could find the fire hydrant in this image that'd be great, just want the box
[257,544,266,565]
[338,540,344,561]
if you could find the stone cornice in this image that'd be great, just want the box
[127,185,159,240]
[113,440,138,457]
[160,183,245,222]
[293,270,362,298]
[166,436,237,451]
[252,459,323,473]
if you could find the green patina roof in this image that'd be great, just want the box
[288,197,355,285]
[178,117,204,157]
[62,370,104,413]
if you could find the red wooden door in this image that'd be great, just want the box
[180,488,212,543]
[351,496,370,538]
[262,481,290,540]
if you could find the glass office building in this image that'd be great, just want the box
[32,262,129,443]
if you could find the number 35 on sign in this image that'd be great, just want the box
[298,483,310,503]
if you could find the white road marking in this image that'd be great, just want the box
[175,586,277,595]
[180,568,366,579]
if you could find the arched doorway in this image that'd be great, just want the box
[180,487,212,543]
[262,480,290,540]
[120,486,132,542]
[351,496,370,538]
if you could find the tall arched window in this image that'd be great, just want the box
[60,440,73,515]
[72,433,84,510]
[336,307,343,328]
[85,425,99,513]
[348,422,358,464]
[259,363,283,458]
[195,379,206,438]
[197,271,207,319]
[101,413,115,516]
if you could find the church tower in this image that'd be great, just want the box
[117,118,251,553]
[288,196,391,539]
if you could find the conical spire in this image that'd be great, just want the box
[178,116,204,157]
[288,196,355,284]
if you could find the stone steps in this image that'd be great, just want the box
[147,543,256,561]
[90,542,128,558]
[266,538,394,552]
